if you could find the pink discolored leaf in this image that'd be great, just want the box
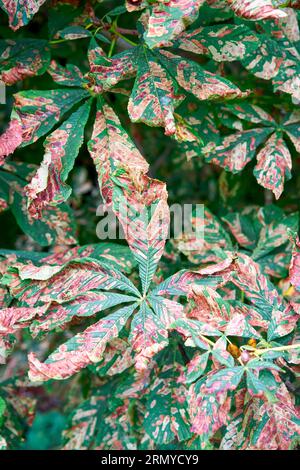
[25,99,92,217]
[221,383,300,449]
[224,0,287,20]
[289,236,300,292]
[88,96,149,203]
[0,120,23,165]
[128,47,184,136]
[0,0,47,30]
[0,39,50,85]
[253,133,292,200]
[143,0,206,48]
[111,172,170,294]
[159,50,249,101]
[28,303,137,381]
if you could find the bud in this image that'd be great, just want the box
[240,351,250,363]
[228,343,241,358]
[247,338,257,348]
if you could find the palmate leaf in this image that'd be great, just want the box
[207,103,300,198]
[128,46,184,136]
[176,204,299,282]
[0,109,174,381]
[177,209,298,338]
[0,39,50,85]
[207,127,273,171]
[0,0,47,30]
[189,360,285,448]
[208,103,276,167]
[232,254,299,339]
[87,39,139,92]
[28,303,138,381]
[221,383,300,450]
[127,46,247,136]
[240,16,300,100]
[183,335,234,384]
[223,205,298,278]
[111,172,170,295]
[0,183,232,382]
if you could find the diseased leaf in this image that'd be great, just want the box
[144,349,192,445]
[207,128,273,172]
[158,50,248,101]
[128,47,184,136]
[0,163,77,246]
[88,44,139,93]
[25,99,92,217]
[143,0,206,48]
[223,0,287,20]
[221,384,300,450]
[111,172,170,294]
[0,0,47,30]
[48,60,85,88]
[130,301,170,372]
[253,132,292,199]
[173,24,259,61]
[189,378,231,448]
[0,39,50,85]
[0,88,89,162]
[88,96,149,203]
[28,303,137,381]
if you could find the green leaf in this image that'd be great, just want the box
[0,0,47,30]
[0,164,77,246]
[143,0,205,49]
[144,348,192,445]
[28,303,138,381]
[0,39,50,85]
[128,47,183,136]
[25,99,92,216]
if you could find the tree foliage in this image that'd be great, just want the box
[0,0,299,451]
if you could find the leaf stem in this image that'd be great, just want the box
[243,343,300,356]
[113,31,138,47]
